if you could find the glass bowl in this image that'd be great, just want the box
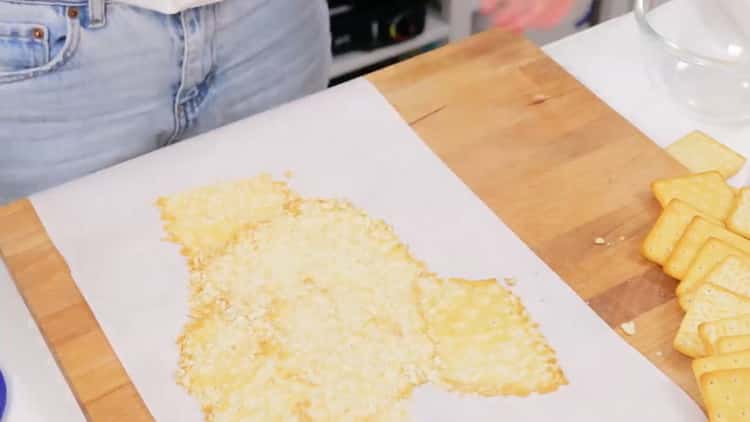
[635,0,750,122]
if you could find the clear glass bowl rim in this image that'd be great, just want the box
[634,0,744,68]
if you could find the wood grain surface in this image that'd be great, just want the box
[0,29,696,421]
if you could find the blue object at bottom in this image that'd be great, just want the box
[0,369,6,420]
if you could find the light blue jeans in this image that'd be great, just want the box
[0,0,331,204]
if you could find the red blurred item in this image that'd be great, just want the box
[480,0,575,33]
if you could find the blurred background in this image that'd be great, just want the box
[328,0,669,85]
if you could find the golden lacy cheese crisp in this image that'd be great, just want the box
[417,277,567,396]
[156,174,299,269]
[179,199,434,421]
[161,181,565,421]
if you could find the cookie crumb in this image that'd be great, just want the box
[503,277,517,287]
[620,321,637,336]
[594,237,606,245]
[283,170,294,179]
[531,94,549,105]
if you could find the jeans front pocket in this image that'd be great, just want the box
[0,4,80,84]
[0,22,50,72]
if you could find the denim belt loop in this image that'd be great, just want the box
[88,0,106,28]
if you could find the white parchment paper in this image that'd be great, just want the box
[31,78,704,421]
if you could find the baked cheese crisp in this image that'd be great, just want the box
[156,174,298,269]
[160,177,565,421]
[417,277,566,396]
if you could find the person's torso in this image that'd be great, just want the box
[115,0,223,14]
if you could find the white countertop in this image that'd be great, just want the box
[0,262,85,422]
[544,0,750,186]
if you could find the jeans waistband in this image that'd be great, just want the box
[5,0,108,27]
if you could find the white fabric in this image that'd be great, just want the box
[115,0,222,14]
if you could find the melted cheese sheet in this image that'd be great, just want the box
[158,175,566,421]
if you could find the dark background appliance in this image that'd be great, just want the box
[329,0,428,56]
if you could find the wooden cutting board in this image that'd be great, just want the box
[0,29,694,421]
